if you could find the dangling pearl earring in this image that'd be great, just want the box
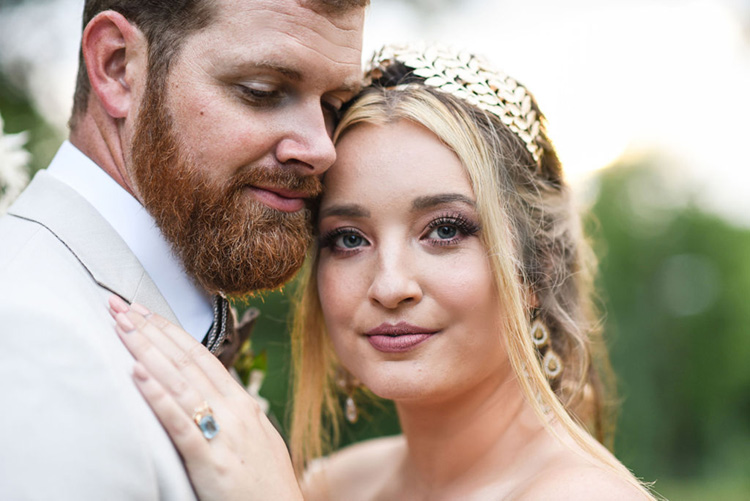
[530,317,563,380]
[336,368,360,424]
[345,394,358,424]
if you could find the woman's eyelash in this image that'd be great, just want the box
[427,213,481,237]
[318,214,479,251]
[318,227,364,249]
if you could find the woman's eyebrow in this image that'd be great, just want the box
[319,204,371,219]
[411,193,476,211]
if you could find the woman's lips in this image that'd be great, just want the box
[367,334,435,353]
[365,322,438,353]
[245,186,307,212]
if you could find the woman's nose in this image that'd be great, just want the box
[367,254,423,309]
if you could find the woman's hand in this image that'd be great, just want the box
[108,295,303,501]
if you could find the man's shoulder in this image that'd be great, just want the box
[0,170,94,274]
[0,210,50,268]
[1,169,117,274]
[0,203,125,363]
[0,222,123,366]
[0,219,196,500]
[0,210,102,301]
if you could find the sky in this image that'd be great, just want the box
[1,0,749,226]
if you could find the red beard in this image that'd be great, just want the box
[130,77,321,296]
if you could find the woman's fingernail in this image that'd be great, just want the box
[132,362,149,382]
[131,303,150,316]
[109,295,130,314]
[115,312,135,332]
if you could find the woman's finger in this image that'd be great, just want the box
[115,313,219,413]
[109,297,204,373]
[132,363,302,501]
[110,296,252,401]
[130,362,216,460]
[134,309,242,397]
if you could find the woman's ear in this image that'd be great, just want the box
[81,11,147,119]
[527,290,540,314]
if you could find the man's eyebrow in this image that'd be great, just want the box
[411,194,476,211]
[319,204,371,219]
[241,61,359,94]
[249,61,302,81]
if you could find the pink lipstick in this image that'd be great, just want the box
[365,322,438,353]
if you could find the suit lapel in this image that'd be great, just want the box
[8,171,180,326]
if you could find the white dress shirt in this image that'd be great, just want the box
[47,140,213,342]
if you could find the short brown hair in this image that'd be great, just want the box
[68,0,369,129]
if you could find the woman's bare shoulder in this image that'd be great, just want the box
[512,461,651,500]
[505,422,652,500]
[301,435,406,501]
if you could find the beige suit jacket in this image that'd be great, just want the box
[0,171,197,500]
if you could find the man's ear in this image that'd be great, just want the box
[82,11,147,119]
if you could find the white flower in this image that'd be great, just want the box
[0,112,31,214]
[228,367,270,416]
[245,369,270,415]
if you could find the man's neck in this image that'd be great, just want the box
[69,110,138,200]
[46,140,214,341]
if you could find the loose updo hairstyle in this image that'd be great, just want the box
[290,47,648,495]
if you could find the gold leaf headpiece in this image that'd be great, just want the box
[365,42,543,165]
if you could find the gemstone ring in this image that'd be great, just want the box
[192,401,220,440]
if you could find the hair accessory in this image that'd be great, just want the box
[366,42,543,166]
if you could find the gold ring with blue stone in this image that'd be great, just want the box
[192,401,220,440]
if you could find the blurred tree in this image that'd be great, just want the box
[0,72,61,174]
[592,159,750,495]
[0,0,26,7]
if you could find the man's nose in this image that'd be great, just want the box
[275,101,337,176]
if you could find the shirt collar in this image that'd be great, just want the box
[46,140,213,342]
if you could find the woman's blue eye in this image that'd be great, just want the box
[424,214,480,245]
[319,227,369,253]
[434,225,457,239]
[337,233,364,248]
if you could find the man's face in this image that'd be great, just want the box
[129,0,364,296]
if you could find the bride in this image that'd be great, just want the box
[110,43,655,500]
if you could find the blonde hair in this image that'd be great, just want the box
[290,85,653,497]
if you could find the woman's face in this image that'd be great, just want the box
[317,119,511,403]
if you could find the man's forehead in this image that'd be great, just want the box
[203,0,364,60]
[211,0,365,32]
[187,0,363,92]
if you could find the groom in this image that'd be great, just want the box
[0,0,365,499]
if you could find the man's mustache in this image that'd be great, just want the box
[229,166,323,200]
